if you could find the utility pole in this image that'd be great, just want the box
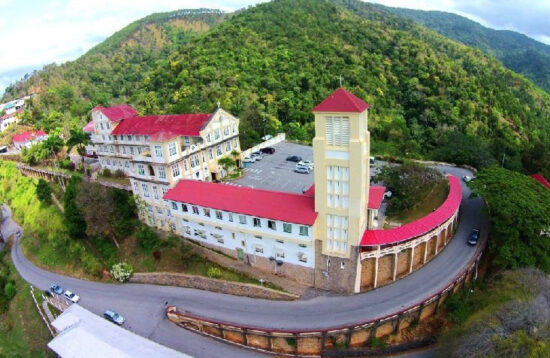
[501,153,506,167]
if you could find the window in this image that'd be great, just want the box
[268,220,276,230]
[121,146,126,154]
[183,159,188,171]
[283,223,292,233]
[106,122,110,129]
[326,215,349,253]
[184,136,190,145]
[154,145,163,158]
[153,186,159,199]
[255,247,263,254]
[190,154,200,168]
[127,135,132,141]
[171,202,177,210]
[138,164,145,176]
[192,206,199,215]
[156,207,163,214]
[202,151,206,162]
[228,213,233,222]
[166,208,172,217]
[276,239,284,244]
[214,130,220,140]
[182,204,188,212]
[325,116,350,146]
[224,127,229,136]
[254,235,262,240]
[215,226,222,231]
[129,147,134,155]
[253,218,261,227]
[233,125,237,134]
[137,147,142,154]
[340,262,345,269]
[233,138,238,148]
[239,215,247,224]
[299,243,307,248]
[141,184,149,197]
[206,133,211,143]
[100,123,104,130]
[133,182,139,191]
[299,226,308,236]
[215,211,223,220]
[276,251,285,259]
[168,142,177,156]
[158,167,166,179]
[217,238,224,244]
[136,136,141,142]
[170,223,176,231]
[208,148,213,160]
[225,141,231,152]
[216,145,222,156]
[147,205,153,213]
[203,208,210,217]
[171,164,180,177]
[162,187,168,197]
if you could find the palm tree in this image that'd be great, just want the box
[66,128,91,172]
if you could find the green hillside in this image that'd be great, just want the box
[3,0,550,175]
[364,2,550,93]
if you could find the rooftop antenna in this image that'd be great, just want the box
[338,75,344,87]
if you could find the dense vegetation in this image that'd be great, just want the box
[469,167,550,272]
[2,0,549,176]
[372,3,550,93]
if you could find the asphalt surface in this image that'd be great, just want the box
[4,165,482,357]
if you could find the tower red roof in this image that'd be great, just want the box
[313,88,370,113]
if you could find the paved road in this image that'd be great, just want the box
[6,165,482,357]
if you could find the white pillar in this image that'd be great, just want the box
[373,246,380,288]
[409,244,415,273]
[393,252,398,281]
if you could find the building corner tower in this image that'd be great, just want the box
[312,88,371,293]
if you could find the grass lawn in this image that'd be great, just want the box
[386,180,449,224]
[0,251,54,358]
[96,174,131,186]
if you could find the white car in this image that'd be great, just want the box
[462,176,473,183]
[64,290,80,303]
[298,160,314,169]
[243,156,255,163]
[384,191,393,199]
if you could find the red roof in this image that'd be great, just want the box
[303,184,315,197]
[13,129,47,143]
[531,173,550,189]
[313,88,370,113]
[0,108,22,121]
[93,104,138,122]
[83,120,95,133]
[111,113,212,140]
[164,180,318,226]
[361,176,461,246]
[368,186,386,210]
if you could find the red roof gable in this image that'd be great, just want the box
[164,180,318,226]
[111,113,212,139]
[313,88,370,113]
[531,173,550,189]
[368,186,386,210]
[83,120,95,133]
[94,104,138,122]
[361,176,461,246]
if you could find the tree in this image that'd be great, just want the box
[41,135,64,165]
[63,175,87,239]
[35,179,52,205]
[217,156,236,175]
[469,167,550,271]
[66,128,91,172]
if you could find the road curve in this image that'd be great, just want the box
[7,165,483,357]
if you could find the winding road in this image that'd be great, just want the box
[4,165,483,357]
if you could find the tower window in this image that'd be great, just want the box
[326,116,350,146]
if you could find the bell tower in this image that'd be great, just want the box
[312,88,371,293]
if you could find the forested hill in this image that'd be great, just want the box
[361,2,550,93]
[3,0,550,176]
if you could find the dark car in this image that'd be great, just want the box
[286,155,302,162]
[104,310,125,325]
[468,229,480,246]
[50,283,64,295]
[260,147,275,154]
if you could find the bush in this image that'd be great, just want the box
[36,179,52,205]
[136,226,161,252]
[102,168,112,177]
[110,262,134,282]
[113,169,125,178]
[58,158,75,170]
[3,282,16,300]
[206,266,222,279]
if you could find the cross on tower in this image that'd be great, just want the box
[338,75,344,87]
[217,101,221,108]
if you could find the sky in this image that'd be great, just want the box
[1,0,549,95]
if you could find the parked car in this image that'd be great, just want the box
[260,147,275,154]
[251,152,263,160]
[261,134,273,141]
[286,155,302,162]
[468,229,481,246]
[462,176,473,183]
[294,165,311,174]
[64,290,80,303]
[298,160,314,169]
[243,156,255,163]
[369,156,375,165]
[50,283,64,295]
[104,310,125,325]
[384,190,393,199]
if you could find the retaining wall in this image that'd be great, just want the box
[130,272,297,301]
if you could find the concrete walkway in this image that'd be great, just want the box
[4,165,483,357]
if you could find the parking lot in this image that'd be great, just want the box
[229,141,314,194]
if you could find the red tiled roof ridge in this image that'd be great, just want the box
[313,87,370,113]
[111,112,213,139]
[531,173,550,189]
